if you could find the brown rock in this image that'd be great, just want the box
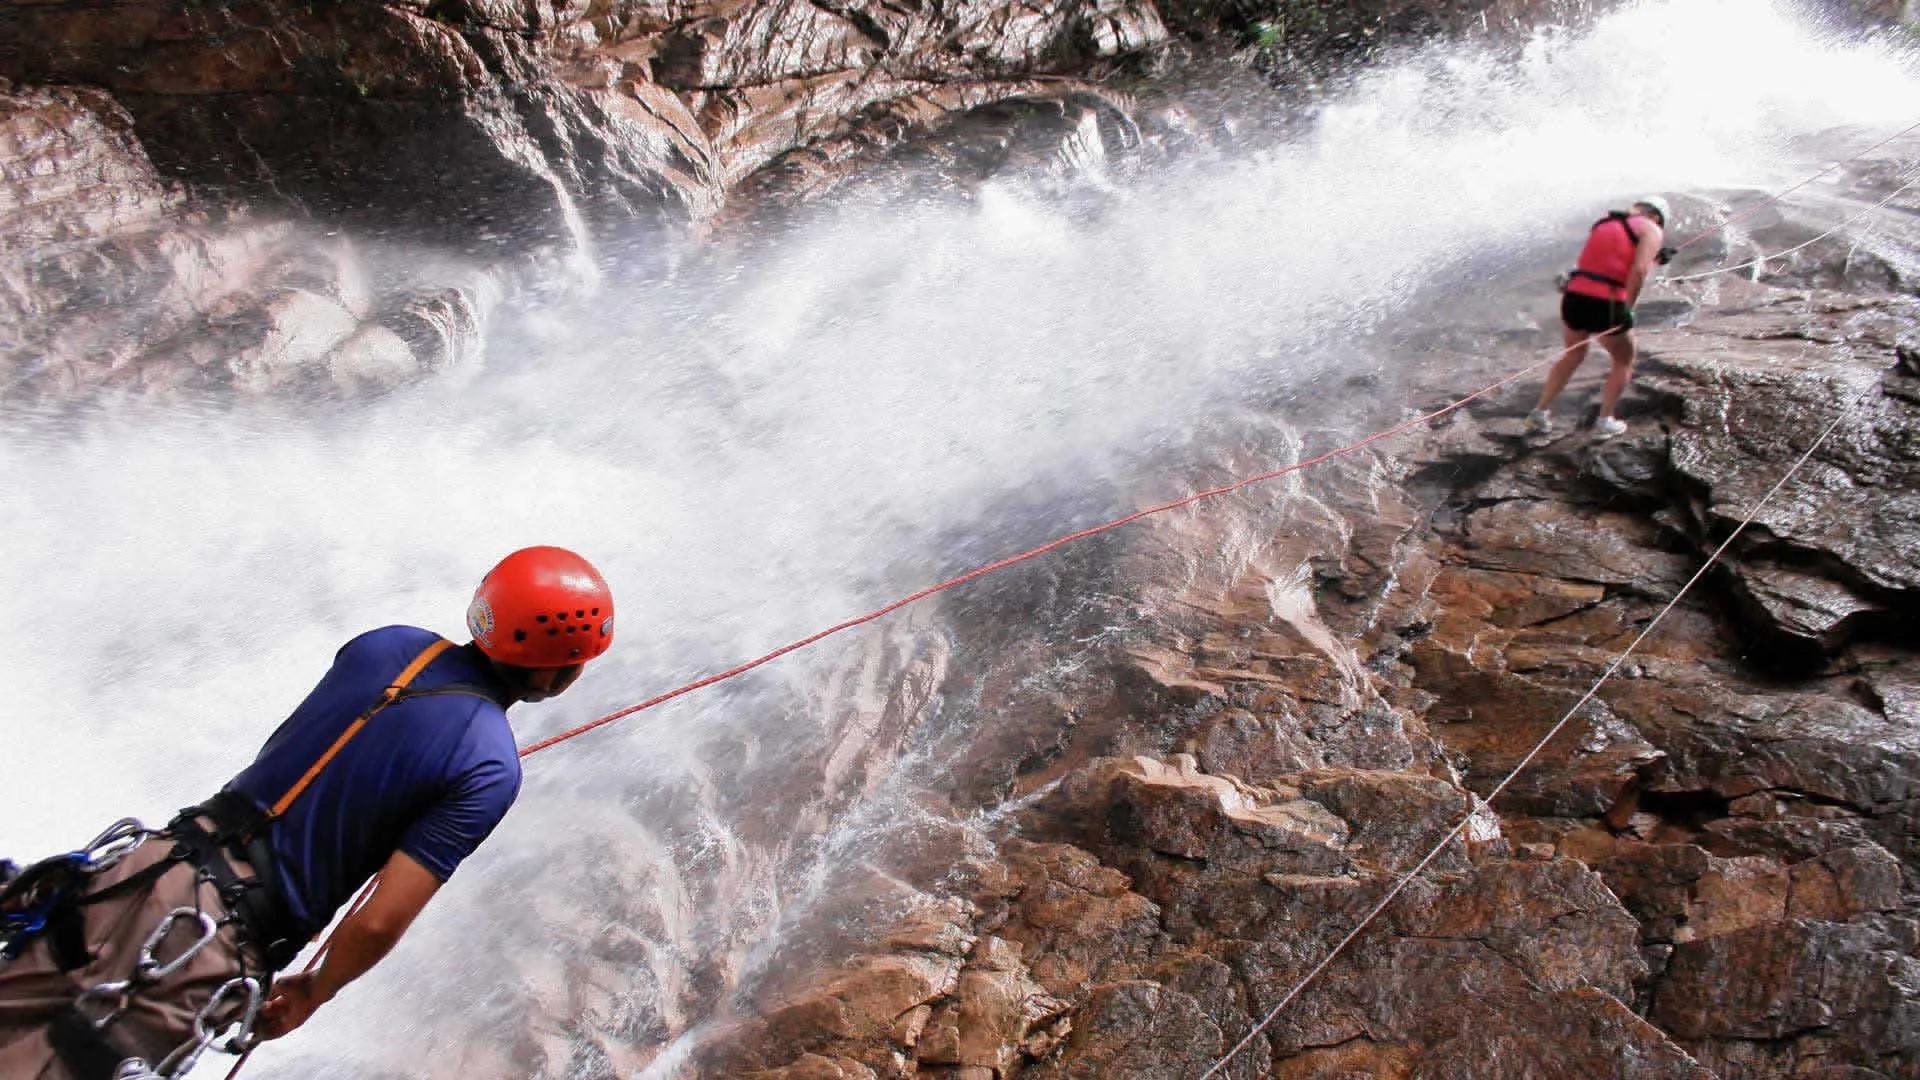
[744,1053,881,1079]
[1653,920,1920,1044]
[0,0,1162,254]
[1788,845,1904,921]
[1033,756,1350,875]
[1268,1039,1416,1080]
[0,83,178,243]
[1649,330,1920,605]
[1458,500,1692,595]
[914,968,1035,1070]
[1294,769,1473,873]
[1427,566,1608,631]
[1183,707,1320,784]
[1675,855,1789,943]
[1023,981,1223,1079]
[883,899,976,958]
[1409,988,1715,1080]
[1392,858,1646,999]
[1594,841,1713,944]
[761,953,962,1049]
[0,80,487,403]
[994,840,1162,998]
[888,1005,931,1050]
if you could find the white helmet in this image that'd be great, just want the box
[1635,195,1672,227]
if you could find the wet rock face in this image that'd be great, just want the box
[0,0,1148,253]
[2,2,662,253]
[1385,278,1920,1077]
[0,81,492,401]
[1635,295,1920,659]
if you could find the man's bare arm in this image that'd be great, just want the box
[257,850,444,1039]
[1626,223,1665,306]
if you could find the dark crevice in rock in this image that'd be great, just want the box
[413,2,544,38]
[1637,789,1734,833]
[1403,455,1510,499]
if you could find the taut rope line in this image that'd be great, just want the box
[1663,164,1920,284]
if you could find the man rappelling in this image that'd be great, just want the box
[1528,196,1671,440]
[0,546,616,1079]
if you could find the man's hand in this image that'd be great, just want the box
[251,852,444,1041]
[258,971,330,1040]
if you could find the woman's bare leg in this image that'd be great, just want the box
[1535,324,1593,412]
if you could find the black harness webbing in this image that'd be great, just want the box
[1567,212,1640,291]
[168,794,301,970]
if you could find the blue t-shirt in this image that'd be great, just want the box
[225,625,523,941]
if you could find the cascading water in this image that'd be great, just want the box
[2,1,1916,1076]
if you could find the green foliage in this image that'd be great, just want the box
[1240,1,1332,51]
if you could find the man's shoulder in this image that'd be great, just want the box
[333,624,509,735]
[427,698,522,792]
[342,624,445,658]
[331,625,460,679]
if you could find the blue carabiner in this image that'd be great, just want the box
[1,906,52,961]
[0,851,96,962]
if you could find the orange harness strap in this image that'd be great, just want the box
[267,638,453,818]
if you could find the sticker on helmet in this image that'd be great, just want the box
[468,597,496,648]
[601,615,615,638]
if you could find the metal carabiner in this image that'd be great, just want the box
[148,976,261,1077]
[206,974,263,1054]
[134,908,220,982]
[79,907,223,1028]
[84,819,150,873]
[111,1059,164,1080]
[147,1023,218,1079]
[74,978,135,1029]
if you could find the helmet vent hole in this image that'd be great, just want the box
[591,607,600,616]
[514,630,528,642]
[557,611,569,620]
[535,614,549,623]
[566,625,578,633]
[548,628,560,637]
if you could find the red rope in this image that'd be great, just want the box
[517,358,1551,757]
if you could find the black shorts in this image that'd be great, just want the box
[1561,291,1634,334]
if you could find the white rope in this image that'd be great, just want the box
[1664,116,1920,258]
[1660,166,1920,284]
[1195,360,1879,1080]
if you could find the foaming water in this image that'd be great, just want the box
[1,1,1915,1075]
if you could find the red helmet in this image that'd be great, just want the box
[466,546,615,668]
